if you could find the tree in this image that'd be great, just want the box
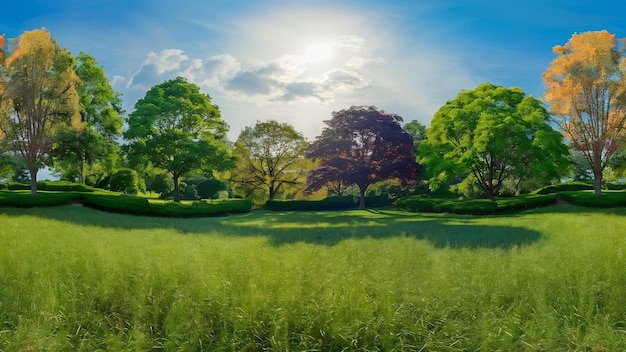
[232,119,308,201]
[197,178,227,203]
[543,30,626,197]
[124,76,234,202]
[0,29,80,194]
[420,83,570,199]
[403,120,427,152]
[51,52,123,184]
[305,106,419,209]
[108,168,142,194]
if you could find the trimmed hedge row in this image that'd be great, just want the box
[0,191,81,207]
[558,190,626,208]
[81,193,252,217]
[395,194,558,215]
[532,181,594,195]
[5,180,96,192]
[266,196,356,211]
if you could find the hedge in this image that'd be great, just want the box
[266,196,356,211]
[0,191,81,207]
[5,180,96,192]
[81,193,252,217]
[558,190,626,208]
[532,181,593,195]
[395,194,558,215]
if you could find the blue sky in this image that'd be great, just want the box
[4,0,626,140]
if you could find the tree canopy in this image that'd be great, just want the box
[305,106,419,209]
[543,30,626,197]
[0,28,81,194]
[124,76,233,202]
[233,119,308,201]
[420,83,570,199]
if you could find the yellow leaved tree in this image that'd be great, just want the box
[0,28,81,194]
[543,30,626,197]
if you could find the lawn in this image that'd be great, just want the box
[1,204,626,350]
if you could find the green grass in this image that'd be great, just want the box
[1,205,626,350]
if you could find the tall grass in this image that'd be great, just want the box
[1,205,626,350]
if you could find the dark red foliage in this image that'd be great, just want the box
[305,106,420,209]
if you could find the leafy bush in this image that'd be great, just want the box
[558,190,626,208]
[108,168,141,194]
[395,194,558,215]
[0,191,80,207]
[196,178,227,199]
[6,181,30,190]
[36,180,95,192]
[81,193,252,217]
[266,196,356,211]
[532,181,593,195]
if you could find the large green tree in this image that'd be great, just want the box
[232,119,308,201]
[0,29,80,194]
[305,106,419,209]
[124,76,233,202]
[51,52,124,184]
[420,83,570,199]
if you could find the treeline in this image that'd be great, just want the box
[1,29,626,209]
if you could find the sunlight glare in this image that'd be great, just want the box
[304,42,333,62]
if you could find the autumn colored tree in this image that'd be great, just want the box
[232,119,308,201]
[0,29,81,194]
[124,77,234,202]
[51,52,124,184]
[543,30,626,197]
[305,106,419,209]
[420,83,570,199]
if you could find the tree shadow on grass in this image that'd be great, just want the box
[1,206,541,249]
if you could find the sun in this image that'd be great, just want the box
[304,42,333,62]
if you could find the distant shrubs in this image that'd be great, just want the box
[0,191,80,207]
[558,191,626,208]
[532,181,593,195]
[108,168,142,195]
[266,196,356,211]
[395,194,558,215]
[81,193,252,217]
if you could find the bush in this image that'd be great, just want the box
[395,194,558,215]
[81,193,252,217]
[36,180,95,192]
[6,181,30,190]
[532,181,593,195]
[266,196,356,211]
[0,191,81,207]
[108,169,141,195]
[558,190,626,208]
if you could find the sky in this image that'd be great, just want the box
[3,0,626,141]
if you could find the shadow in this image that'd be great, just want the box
[0,206,542,250]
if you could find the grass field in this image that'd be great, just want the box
[1,204,626,350]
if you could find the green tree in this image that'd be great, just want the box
[420,83,570,199]
[0,29,80,194]
[108,168,141,194]
[51,52,123,184]
[197,178,227,203]
[232,119,308,201]
[124,76,234,202]
[403,120,427,152]
[305,106,420,209]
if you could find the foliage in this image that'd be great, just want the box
[395,194,558,214]
[148,171,174,197]
[266,196,356,211]
[558,190,626,207]
[81,193,252,217]
[108,168,142,194]
[50,53,123,184]
[543,30,626,197]
[196,178,227,201]
[0,190,80,207]
[0,28,81,194]
[403,119,427,152]
[306,106,420,209]
[124,76,234,202]
[420,83,570,199]
[531,181,594,195]
[232,119,308,201]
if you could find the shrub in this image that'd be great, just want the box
[196,179,227,200]
[558,190,626,208]
[82,193,151,215]
[532,181,593,195]
[36,180,95,192]
[0,191,80,207]
[108,169,141,195]
[395,194,557,215]
[6,181,30,190]
[266,196,356,211]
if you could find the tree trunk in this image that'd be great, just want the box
[173,174,181,202]
[594,171,602,198]
[29,167,38,195]
[358,186,366,210]
[269,184,276,201]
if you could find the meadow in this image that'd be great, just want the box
[1,204,626,351]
